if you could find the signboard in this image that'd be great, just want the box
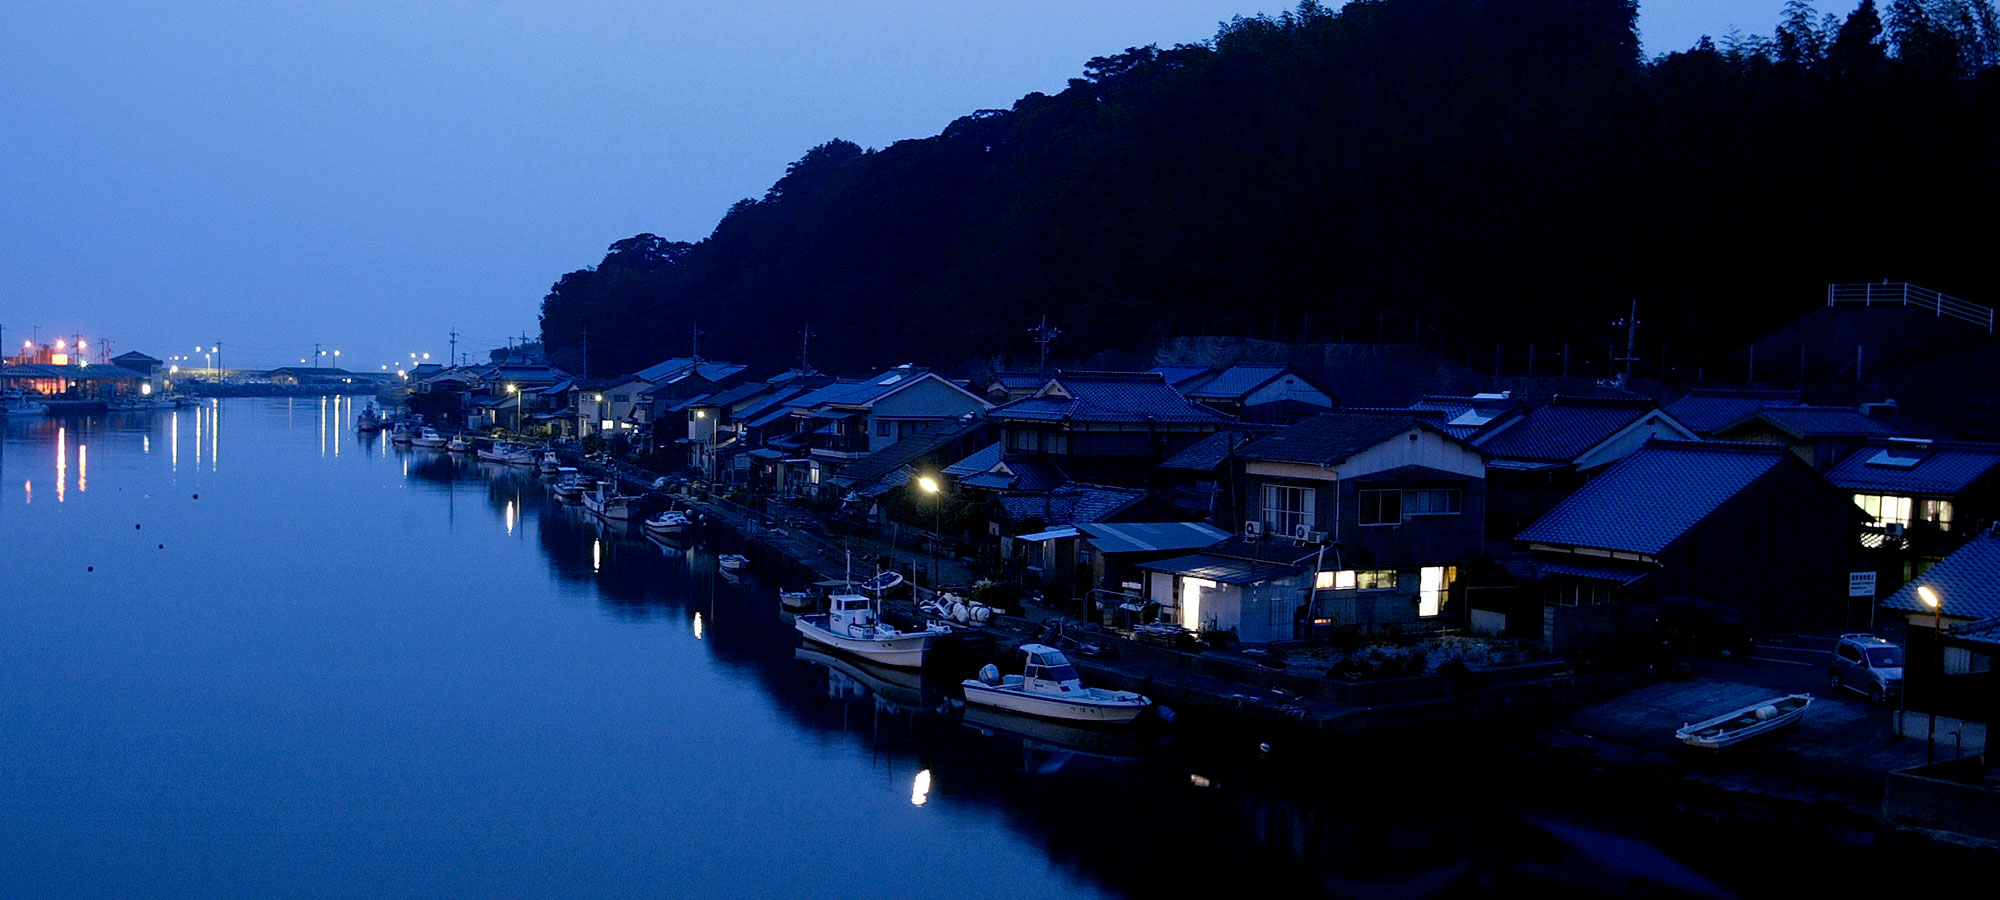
[1849,571,1878,599]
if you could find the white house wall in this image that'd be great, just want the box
[1244,427,1483,483]
[1572,413,1697,472]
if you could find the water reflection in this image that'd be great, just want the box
[56,425,66,502]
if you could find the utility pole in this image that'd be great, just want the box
[449,329,458,367]
[800,323,813,374]
[579,328,589,379]
[1613,299,1640,385]
[1030,314,1061,373]
[313,342,322,368]
[691,323,703,362]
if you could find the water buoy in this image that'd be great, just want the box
[1259,742,1272,755]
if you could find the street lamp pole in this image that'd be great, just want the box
[1918,585,1943,764]
[508,384,520,433]
[917,475,941,589]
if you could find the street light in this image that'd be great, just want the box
[1918,585,1944,764]
[507,384,520,433]
[918,475,941,590]
[696,408,718,483]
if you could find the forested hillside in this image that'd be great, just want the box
[539,0,2000,377]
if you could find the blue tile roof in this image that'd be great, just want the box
[1825,440,2000,495]
[1134,552,1298,584]
[989,371,1230,425]
[1148,365,1215,390]
[1881,532,2000,620]
[1663,389,1801,435]
[1160,429,1266,471]
[1409,393,1520,441]
[1475,396,1672,463]
[1240,414,1454,466]
[1747,407,1899,440]
[1078,521,1231,554]
[1515,441,1790,555]
[997,482,1147,526]
[1182,364,1290,400]
[944,441,1002,477]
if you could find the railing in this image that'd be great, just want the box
[1827,282,1994,333]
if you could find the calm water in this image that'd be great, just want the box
[1,399,1866,898]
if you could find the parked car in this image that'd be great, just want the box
[1828,633,1904,703]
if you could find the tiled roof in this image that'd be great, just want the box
[1148,365,1215,390]
[1474,396,1667,463]
[1746,407,1899,440]
[1077,521,1231,554]
[996,482,1146,526]
[1881,532,2000,620]
[1408,393,1520,441]
[1160,429,1266,471]
[694,381,776,408]
[1239,413,1450,466]
[736,386,811,428]
[1515,441,1790,555]
[1663,388,1801,435]
[989,371,1230,425]
[989,372,1048,390]
[944,441,1002,477]
[827,417,985,487]
[1181,364,1287,400]
[961,456,1068,492]
[1948,617,2000,648]
[1825,440,2000,495]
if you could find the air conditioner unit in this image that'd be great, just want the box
[1243,521,1263,539]
[1293,523,1312,543]
[1310,531,1329,544]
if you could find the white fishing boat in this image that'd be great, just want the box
[389,422,415,444]
[644,509,693,536]
[355,405,383,432]
[582,480,639,521]
[552,473,591,500]
[0,389,48,417]
[794,590,950,669]
[1675,693,1812,749]
[445,435,473,453]
[961,644,1150,724]
[718,553,750,572]
[477,441,537,465]
[411,427,447,448]
[537,451,564,474]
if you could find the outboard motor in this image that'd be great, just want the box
[977,664,1002,686]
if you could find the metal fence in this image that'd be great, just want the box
[1827,282,1994,333]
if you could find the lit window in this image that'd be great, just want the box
[1854,493,1913,528]
[1356,570,1396,591]
[1317,570,1357,590]
[1419,566,1455,617]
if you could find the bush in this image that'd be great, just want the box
[967,580,1021,611]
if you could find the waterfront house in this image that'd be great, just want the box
[1157,428,1271,523]
[767,366,991,495]
[1473,395,1698,539]
[1075,521,1232,616]
[1827,438,2000,584]
[111,351,166,394]
[823,415,992,504]
[1405,392,1523,442]
[992,482,1158,587]
[1514,440,1861,650]
[985,370,1232,489]
[1712,404,1902,472]
[978,371,1050,405]
[1880,530,2000,678]
[636,357,750,428]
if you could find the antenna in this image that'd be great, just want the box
[1612,299,1640,385]
[449,329,458,366]
[691,322,703,362]
[1030,314,1062,373]
[800,323,812,374]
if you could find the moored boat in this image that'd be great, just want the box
[582,480,639,521]
[644,509,692,536]
[445,435,473,453]
[356,404,383,432]
[0,389,48,417]
[552,473,591,500]
[961,644,1150,725]
[389,422,415,444]
[794,591,950,669]
[1675,693,1812,749]
[718,553,750,571]
[477,441,537,465]
[537,451,564,474]
[411,427,447,448]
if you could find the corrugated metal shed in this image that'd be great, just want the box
[1078,521,1231,555]
[1135,553,1296,584]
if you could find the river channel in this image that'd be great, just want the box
[1,398,1881,899]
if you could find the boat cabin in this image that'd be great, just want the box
[829,593,878,631]
[1020,644,1083,694]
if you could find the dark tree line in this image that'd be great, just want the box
[539,0,2000,378]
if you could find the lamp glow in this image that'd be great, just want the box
[911,769,932,806]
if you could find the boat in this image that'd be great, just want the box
[552,473,591,500]
[644,509,693,536]
[537,451,564,474]
[860,571,904,595]
[794,590,951,669]
[718,553,750,572]
[1674,693,1812,749]
[356,405,383,432]
[445,435,473,453]
[960,643,1150,724]
[477,441,537,465]
[389,422,415,444]
[411,427,447,448]
[0,389,48,417]
[582,480,639,521]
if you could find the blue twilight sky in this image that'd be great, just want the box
[3,1,1810,370]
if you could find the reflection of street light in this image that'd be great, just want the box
[1918,585,1943,764]
[918,475,941,589]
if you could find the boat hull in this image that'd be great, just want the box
[960,682,1149,724]
[1675,694,1812,749]
[795,616,935,668]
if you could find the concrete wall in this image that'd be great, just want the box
[1882,757,2000,843]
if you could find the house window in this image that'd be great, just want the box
[1547,582,1611,607]
[1854,494,1914,528]
[1404,489,1462,516]
[1356,569,1396,591]
[1920,498,1954,531]
[1261,483,1315,537]
[877,421,892,437]
[1007,429,1040,452]
[1358,490,1401,525]
[1317,570,1357,590]
[1419,566,1456,617]
[612,393,629,404]
[1047,433,1068,455]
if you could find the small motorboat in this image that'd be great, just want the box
[718,553,750,572]
[795,591,950,669]
[446,435,473,453]
[582,480,639,521]
[961,644,1150,724]
[411,427,447,448]
[478,441,537,465]
[0,389,48,417]
[644,509,693,536]
[552,473,591,500]
[1675,693,1812,749]
[355,405,383,432]
[860,571,904,595]
[537,451,564,474]
[389,422,415,444]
